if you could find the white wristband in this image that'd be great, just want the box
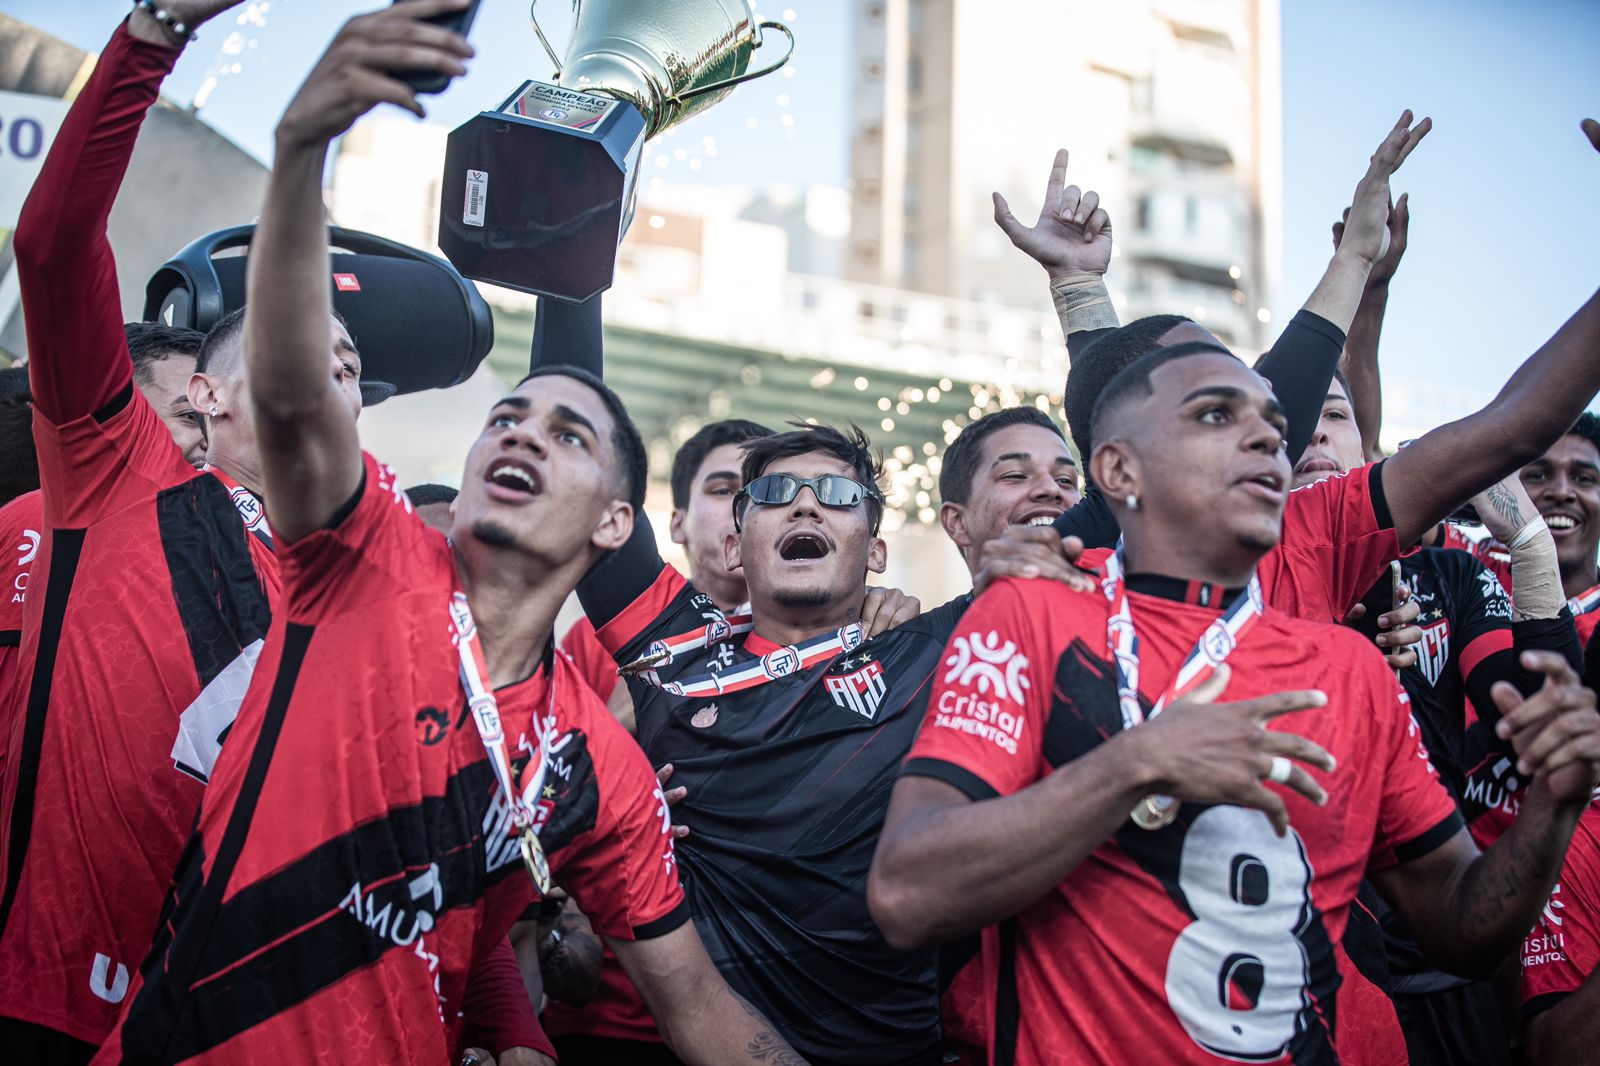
[1508,515,1550,551]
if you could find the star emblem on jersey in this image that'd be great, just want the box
[825,660,887,720]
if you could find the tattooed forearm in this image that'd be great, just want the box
[1486,481,1525,528]
[735,993,807,1065]
[1453,787,1574,958]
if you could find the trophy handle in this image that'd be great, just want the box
[528,0,569,77]
[673,20,795,105]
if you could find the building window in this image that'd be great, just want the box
[1185,197,1198,233]
[1135,195,1152,232]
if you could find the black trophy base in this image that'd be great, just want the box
[438,82,648,303]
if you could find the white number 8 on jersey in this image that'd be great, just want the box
[1166,805,1314,1059]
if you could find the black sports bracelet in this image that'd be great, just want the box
[132,0,198,43]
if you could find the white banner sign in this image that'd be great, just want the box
[0,91,70,231]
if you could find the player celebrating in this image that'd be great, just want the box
[0,4,333,1058]
[1518,415,1600,641]
[94,3,804,1063]
[869,344,1600,1064]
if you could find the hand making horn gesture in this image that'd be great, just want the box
[993,149,1114,281]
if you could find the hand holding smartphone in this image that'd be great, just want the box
[391,0,482,94]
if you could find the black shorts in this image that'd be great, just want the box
[1393,979,1514,1066]
[0,1016,97,1066]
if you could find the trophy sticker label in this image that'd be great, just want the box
[464,169,488,228]
[504,81,617,132]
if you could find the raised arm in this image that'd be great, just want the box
[1380,124,1600,549]
[994,148,1119,356]
[246,0,472,542]
[15,5,240,422]
[530,295,604,376]
[1333,194,1410,458]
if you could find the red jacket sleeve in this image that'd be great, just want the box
[15,22,180,424]
[460,937,556,1060]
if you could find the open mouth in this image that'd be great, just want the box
[1016,511,1063,528]
[1236,470,1286,501]
[486,460,542,498]
[1294,457,1339,477]
[778,530,830,561]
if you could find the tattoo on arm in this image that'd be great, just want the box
[1454,803,1562,950]
[735,993,807,1065]
[1487,482,1526,528]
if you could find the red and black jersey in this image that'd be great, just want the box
[1522,803,1600,1023]
[0,490,41,719]
[561,615,618,704]
[95,454,686,1064]
[1569,583,1600,646]
[545,515,969,1063]
[0,24,280,1047]
[904,574,1462,1065]
[1078,462,1402,626]
[1257,462,1404,623]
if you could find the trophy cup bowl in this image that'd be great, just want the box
[437,0,794,302]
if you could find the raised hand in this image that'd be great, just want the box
[1336,111,1430,269]
[276,0,474,151]
[1334,192,1410,288]
[1131,665,1335,837]
[1493,650,1600,805]
[993,149,1113,281]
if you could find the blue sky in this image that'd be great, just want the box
[11,0,1599,418]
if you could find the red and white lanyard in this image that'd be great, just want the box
[620,610,865,699]
[450,590,557,893]
[1569,584,1600,617]
[1100,549,1264,828]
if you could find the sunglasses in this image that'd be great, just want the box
[733,473,885,534]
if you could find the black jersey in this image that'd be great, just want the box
[572,516,968,1065]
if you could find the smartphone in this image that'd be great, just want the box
[1388,560,1405,676]
[391,0,482,95]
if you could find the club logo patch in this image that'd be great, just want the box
[943,630,1030,704]
[825,661,887,721]
[415,706,449,746]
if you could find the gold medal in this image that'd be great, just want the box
[1131,793,1179,830]
[520,827,553,895]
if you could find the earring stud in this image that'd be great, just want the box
[1126,494,1140,511]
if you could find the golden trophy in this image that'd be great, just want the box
[438,0,794,301]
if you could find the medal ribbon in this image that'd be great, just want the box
[450,590,555,838]
[621,612,865,699]
[206,465,274,552]
[1569,585,1600,617]
[1100,549,1265,730]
